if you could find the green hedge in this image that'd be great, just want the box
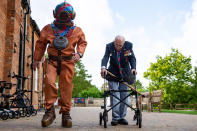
[79,87,104,98]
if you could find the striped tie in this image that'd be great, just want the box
[117,51,122,75]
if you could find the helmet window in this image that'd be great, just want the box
[59,11,70,22]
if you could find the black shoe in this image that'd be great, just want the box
[41,106,56,127]
[118,119,128,125]
[111,120,118,126]
[62,112,72,128]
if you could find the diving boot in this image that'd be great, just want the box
[41,106,56,127]
[62,112,72,128]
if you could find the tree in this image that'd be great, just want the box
[72,60,96,97]
[136,80,147,92]
[144,48,195,105]
[79,87,103,98]
[189,66,197,103]
[100,78,146,93]
[101,81,108,91]
[100,77,146,91]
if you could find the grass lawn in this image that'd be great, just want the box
[161,109,197,115]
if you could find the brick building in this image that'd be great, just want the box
[0,0,44,109]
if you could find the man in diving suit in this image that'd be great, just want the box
[33,2,87,128]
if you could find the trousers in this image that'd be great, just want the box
[108,81,129,121]
[44,59,74,114]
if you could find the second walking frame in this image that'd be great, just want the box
[99,71,143,128]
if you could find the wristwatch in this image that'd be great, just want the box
[77,52,82,58]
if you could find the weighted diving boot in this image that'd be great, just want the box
[41,106,56,127]
[62,112,72,128]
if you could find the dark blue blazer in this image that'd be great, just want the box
[101,41,136,82]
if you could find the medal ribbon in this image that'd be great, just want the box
[117,51,123,75]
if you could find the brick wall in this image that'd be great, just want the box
[0,0,7,80]
[0,0,44,109]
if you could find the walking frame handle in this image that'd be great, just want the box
[106,71,144,96]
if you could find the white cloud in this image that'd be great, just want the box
[31,0,58,29]
[156,11,186,27]
[31,0,197,89]
[172,0,197,66]
[120,0,197,87]
[122,26,171,87]
[70,0,114,88]
[115,13,125,23]
[31,0,114,88]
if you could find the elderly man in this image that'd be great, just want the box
[101,35,136,126]
[33,2,87,128]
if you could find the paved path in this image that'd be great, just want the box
[0,107,197,131]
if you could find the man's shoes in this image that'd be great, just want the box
[62,112,72,128]
[118,118,128,125]
[41,106,56,127]
[111,120,118,126]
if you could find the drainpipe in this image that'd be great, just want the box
[21,3,30,91]
[22,11,27,91]
[30,30,35,105]
[42,65,44,107]
[17,30,23,91]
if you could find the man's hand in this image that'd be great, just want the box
[33,61,40,71]
[101,68,107,78]
[72,53,80,63]
[131,69,137,75]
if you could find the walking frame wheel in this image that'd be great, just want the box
[103,112,108,128]
[99,112,102,125]
[134,109,142,128]
[99,111,108,128]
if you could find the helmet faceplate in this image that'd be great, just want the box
[54,2,75,22]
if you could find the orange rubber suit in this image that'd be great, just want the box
[34,24,87,113]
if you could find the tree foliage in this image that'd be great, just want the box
[144,48,197,105]
[100,77,146,92]
[79,87,104,98]
[72,60,96,97]
[190,66,197,103]
[100,78,146,93]
[136,80,147,92]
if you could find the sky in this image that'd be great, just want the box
[31,0,197,89]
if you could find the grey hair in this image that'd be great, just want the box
[114,35,125,42]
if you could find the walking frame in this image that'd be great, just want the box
[99,71,144,128]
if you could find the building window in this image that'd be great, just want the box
[35,69,38,91]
